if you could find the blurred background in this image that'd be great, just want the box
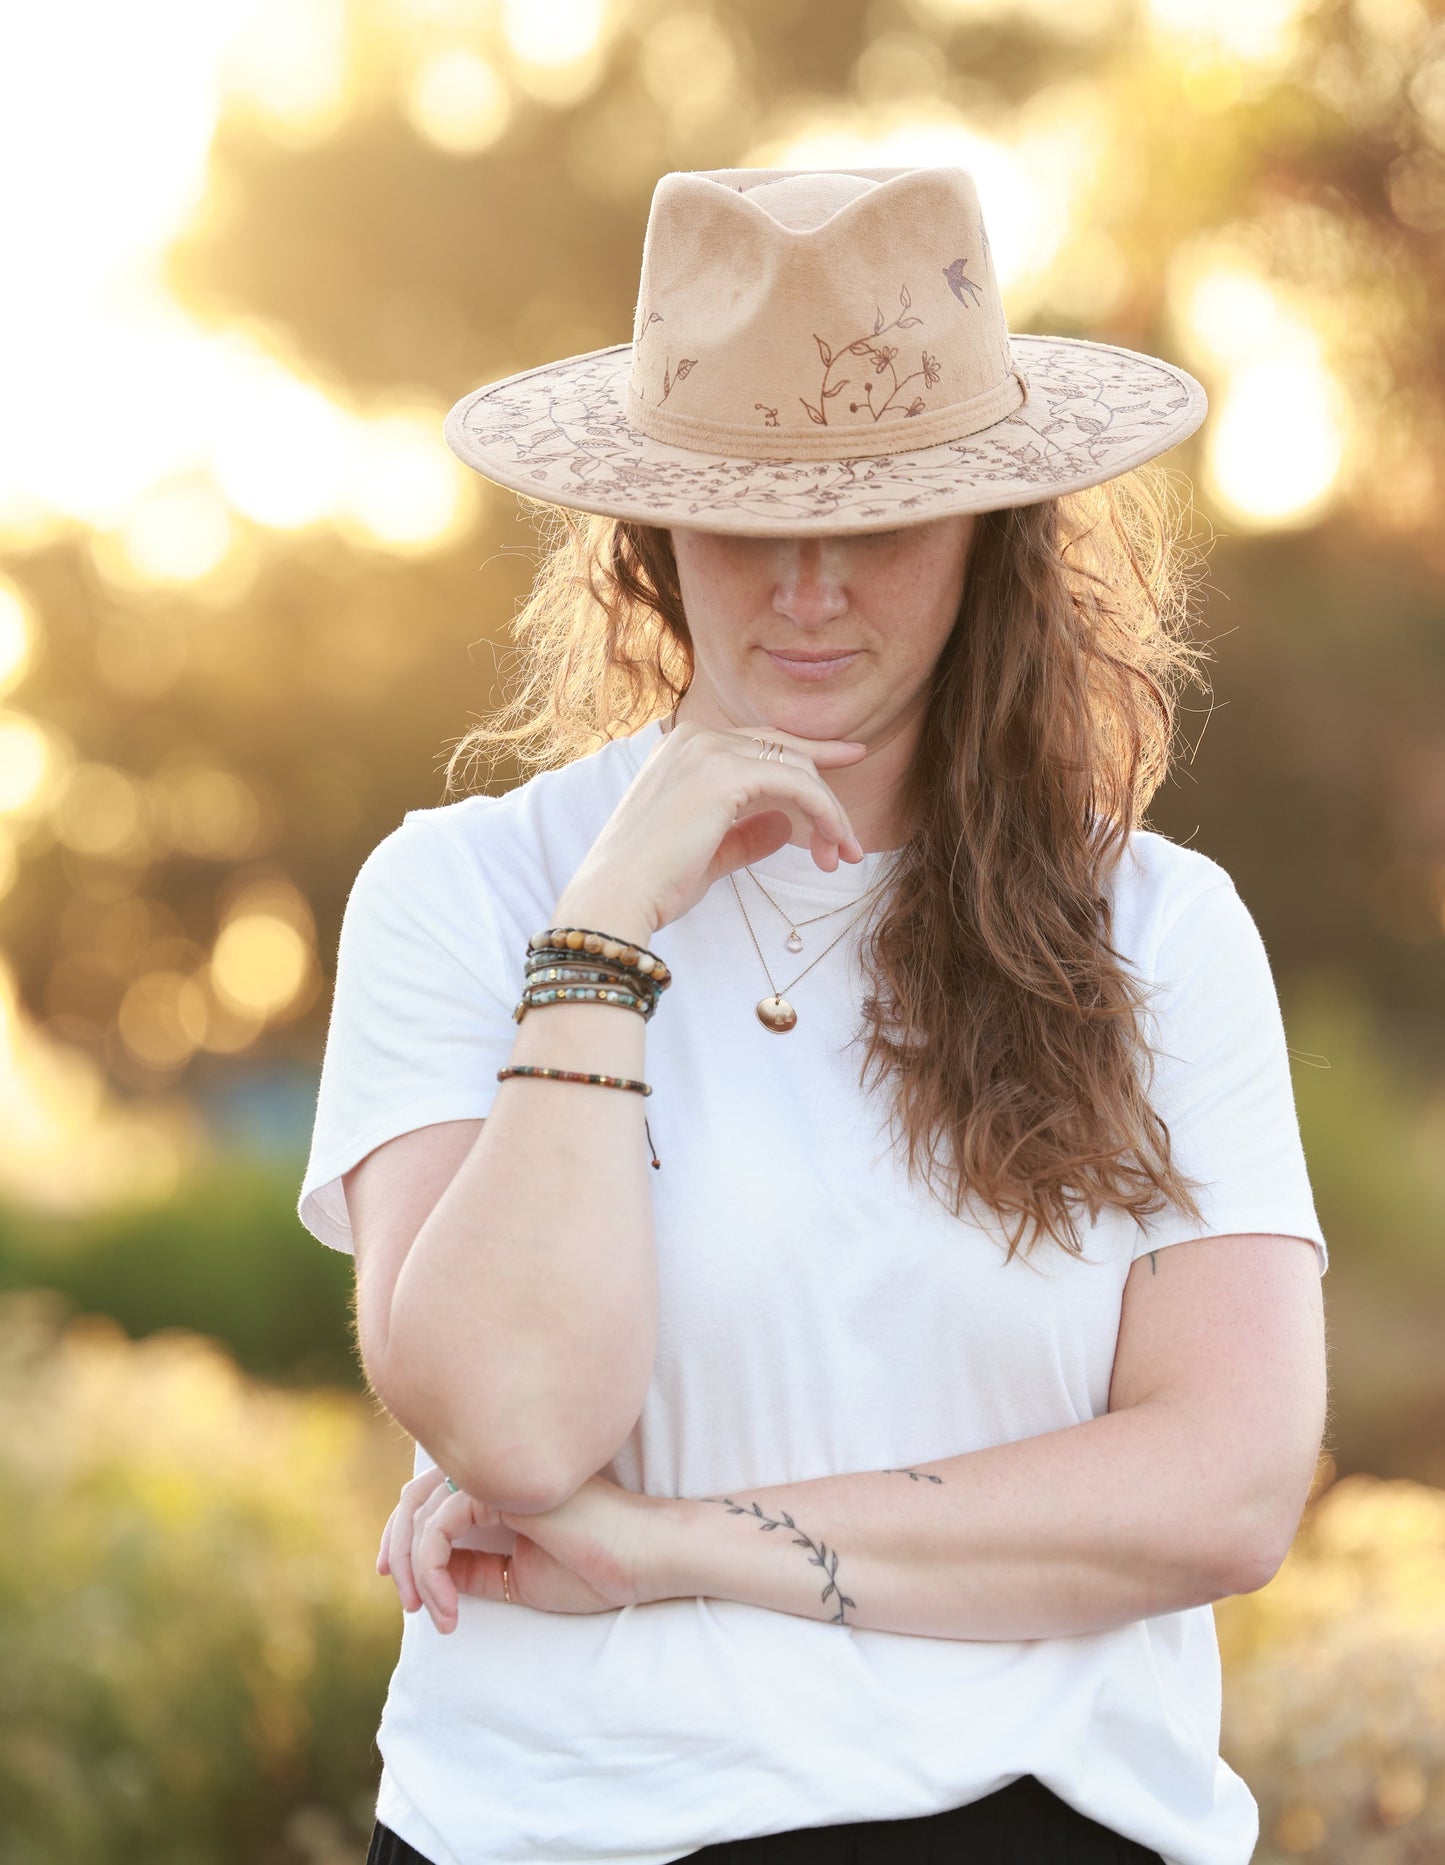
[0,0,1441,1858]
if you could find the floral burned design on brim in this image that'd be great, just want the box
[443,331,1207,537]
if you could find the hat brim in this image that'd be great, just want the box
[443,333,1207,537]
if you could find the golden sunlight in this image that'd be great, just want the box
[1208,358,1347,530]
[0,3,475,570]
[1145,0,1310,64]
[0,584,36,698]
[405,47,513,153]
[1169,251,1347,527]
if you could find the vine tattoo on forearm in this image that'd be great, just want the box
[697,1470,945,1626]
[700,1496,857,1623]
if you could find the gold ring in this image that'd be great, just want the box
[501,1553,512,1603]
[753,738,785,761]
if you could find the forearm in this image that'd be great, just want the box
[653,1401,1258,1640]
[385,885,659,1509]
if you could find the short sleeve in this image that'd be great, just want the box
[1130,876,1328,1275]
[296,809,523,1255]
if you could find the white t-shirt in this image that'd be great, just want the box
[298,713,1327,1865]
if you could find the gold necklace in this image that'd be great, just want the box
[743,863,889,953]
[727,871,880,1032]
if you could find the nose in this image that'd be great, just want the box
[772,537,850,630]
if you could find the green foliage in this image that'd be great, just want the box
[1283,967,1445,1291]
[0,1155,359,1390]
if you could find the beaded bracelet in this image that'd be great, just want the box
[522,957,663,1008]
[527,926,672,991]
[520,963,659,1016]
[513,984,654,1023]
[495,1064,660,1169]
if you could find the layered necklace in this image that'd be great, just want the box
[728,865,888,1032]
[742,863,888,953]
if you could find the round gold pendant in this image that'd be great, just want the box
[757,993,797,1032]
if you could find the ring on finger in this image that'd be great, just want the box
[751,738,786,762]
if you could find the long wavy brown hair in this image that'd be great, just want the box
[443,469,1217,1262]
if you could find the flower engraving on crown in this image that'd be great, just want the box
[800,285,935,427]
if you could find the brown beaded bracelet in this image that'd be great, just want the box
[528,926,671,990]
[496,1064,660,1169]
[498,1063,651,1094]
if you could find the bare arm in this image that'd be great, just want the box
[373,884,661,1514]
[642,1234,1329,1635]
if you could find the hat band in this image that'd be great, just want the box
[625,365,1031,463]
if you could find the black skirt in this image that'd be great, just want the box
[365,1775,1165,1863]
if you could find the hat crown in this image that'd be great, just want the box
[626,166,1028,462]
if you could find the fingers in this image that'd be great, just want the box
[382,1467,447,1613]
[720,736,864,864]
[411,1488,481,1634]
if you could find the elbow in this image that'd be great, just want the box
[369,1354,569,1515]
[1213,1537,1286,1599]
[1206,1497,1302,1599]
[369,1349,635,1515]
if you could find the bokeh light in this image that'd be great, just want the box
[0,714,69,819]
[209,883,317,1024]
[1169,252,1349,528]
[404,48,513,154]
[0,584,36,698]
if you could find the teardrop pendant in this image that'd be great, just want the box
[785,928,804,953]
[756,993,798,1033]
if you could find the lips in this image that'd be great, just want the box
[763,647,860,681]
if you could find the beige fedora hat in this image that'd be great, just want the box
[443,165,1207,536]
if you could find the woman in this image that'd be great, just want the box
[297,167,1329,1865]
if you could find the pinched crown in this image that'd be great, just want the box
[624,166,1029,463]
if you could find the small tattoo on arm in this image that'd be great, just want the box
[882,1467,944,1483]
[1148,1251,1159,1274]
[700,1496,858,1624]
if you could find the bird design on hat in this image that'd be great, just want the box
[942,257,982,306]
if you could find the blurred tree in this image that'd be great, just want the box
[0,0,1440,1283]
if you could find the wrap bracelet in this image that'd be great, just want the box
[527,926,672,991]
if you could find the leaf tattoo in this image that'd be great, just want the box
[702,1496,858,1624]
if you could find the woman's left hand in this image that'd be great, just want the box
[377,1467,677,1633]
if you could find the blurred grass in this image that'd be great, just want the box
[0,1290,1441,1862]
[0,1289,409,1865]
[1218,1472,1445,1861]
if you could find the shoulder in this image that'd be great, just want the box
[347,723,657,938]
[1105,827,1241,976]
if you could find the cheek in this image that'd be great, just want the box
[677,543,767,625]
[867,562,962,654]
